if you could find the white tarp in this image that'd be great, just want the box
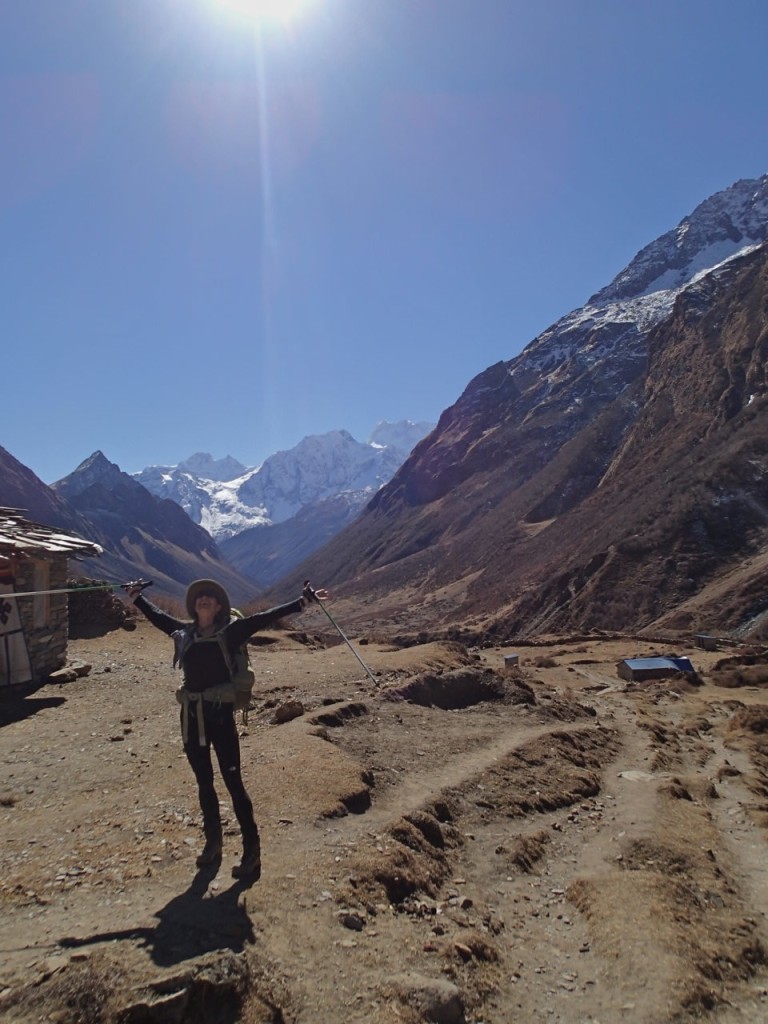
[0,584,33,687]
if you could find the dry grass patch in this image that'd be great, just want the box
[494,827,552,873]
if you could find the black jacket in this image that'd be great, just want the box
[135,593,305,693]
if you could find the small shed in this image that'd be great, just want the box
[617,656,696,683]
[0,508,102,693]
[694,634,719,652]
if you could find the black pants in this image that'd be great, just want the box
[182,701,259,846]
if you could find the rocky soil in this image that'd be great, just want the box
[2,612,768,1023]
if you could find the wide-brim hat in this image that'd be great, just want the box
[185,579,231,619]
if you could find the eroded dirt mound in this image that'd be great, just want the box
[381,666,528,709]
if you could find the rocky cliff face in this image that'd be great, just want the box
[286,177,768,640]
[499,244,768,637]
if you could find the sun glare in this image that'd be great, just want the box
[210,0,315,25]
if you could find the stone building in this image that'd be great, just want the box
[0,507,102,693]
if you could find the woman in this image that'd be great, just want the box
[127,578,327,880]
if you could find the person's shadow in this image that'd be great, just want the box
[59,863,257,966]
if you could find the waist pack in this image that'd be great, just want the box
[175,685,234,746]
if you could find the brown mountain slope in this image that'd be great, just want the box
[280,245,768,641]
[0,446,95,538]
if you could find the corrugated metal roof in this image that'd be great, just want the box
[0,508,102,558]
[622,657,694,673]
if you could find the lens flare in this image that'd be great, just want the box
[209,0,315,24]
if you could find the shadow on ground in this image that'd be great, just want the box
[59,868,256,967]
[0,695,66,728]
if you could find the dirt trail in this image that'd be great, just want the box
[2,622,768,1022]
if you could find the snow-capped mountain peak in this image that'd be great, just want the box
[592,173,768,305]
[368,419,435,452]
[132,421,435,541]
[510,174,768,405]
[176,452,249,481]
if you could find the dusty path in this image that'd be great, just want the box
[2,622,768,1022]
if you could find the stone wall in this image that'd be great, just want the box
[6,564,133,688]
[67,578,133,639]
[14,555,68,681]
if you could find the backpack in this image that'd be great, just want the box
[216,609,256,719]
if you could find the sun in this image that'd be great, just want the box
[209,0,315,25]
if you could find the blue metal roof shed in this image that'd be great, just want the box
[617,656,696,682]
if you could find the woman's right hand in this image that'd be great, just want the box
[122,580,151,602]
[302,581,329,604]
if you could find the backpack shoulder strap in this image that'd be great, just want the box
[211,618,236,675]
[172,625,196,670]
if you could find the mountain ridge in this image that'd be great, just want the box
[0,422,436,602]
[275,175,768,641]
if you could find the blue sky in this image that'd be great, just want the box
[3,0,767,484]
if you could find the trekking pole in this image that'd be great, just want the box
[1,579,153,599]
[304,581,378,687]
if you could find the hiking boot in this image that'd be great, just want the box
[231,843,261,880]
[195,837,223,868]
